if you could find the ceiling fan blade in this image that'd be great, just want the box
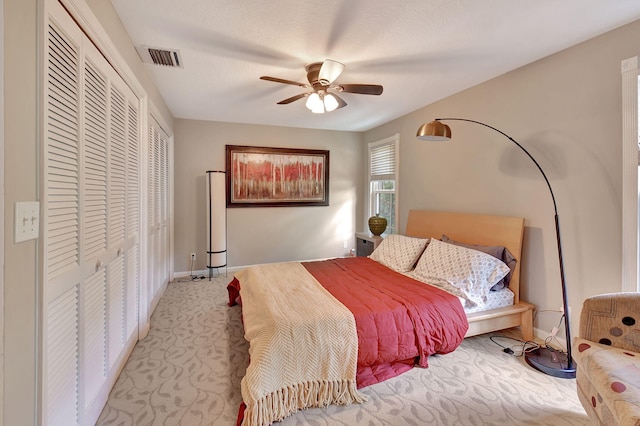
[339,84,383,95]
[318,59,345,85]
[260,76,308,87]
[332,93,347,109]
[277,93,308,104]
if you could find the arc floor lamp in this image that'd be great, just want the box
[416,118,576,379]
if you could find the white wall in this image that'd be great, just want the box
[365,19,640,337]
[173,119,364,272]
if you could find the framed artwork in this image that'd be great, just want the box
[226,145,330,207]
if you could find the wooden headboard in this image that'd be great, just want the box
[405,210,525,304]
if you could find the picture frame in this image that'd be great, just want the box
[226,145,330,207]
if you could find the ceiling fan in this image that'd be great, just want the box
[260,59,383,113]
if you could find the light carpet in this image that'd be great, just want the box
[97,275,589,426]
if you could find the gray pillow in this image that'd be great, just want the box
[441,235,516,291]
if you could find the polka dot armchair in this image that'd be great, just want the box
[573,292,640,425]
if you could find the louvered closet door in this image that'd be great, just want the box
[81,42,109,413]
[43,1,142,424]
[125,102,140,341]
[106,67,140,368]
[107,76,127,368]
[147,127,157,295]
[44,7,83,424]
[159,132,168,284]
[148,120,170,301]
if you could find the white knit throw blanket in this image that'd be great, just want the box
[237,262,367,426]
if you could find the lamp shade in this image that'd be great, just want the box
[324,93,339,112]
[206,170,227,272]
[318,59,345,85]
[306,92,321,110]
[416,120,452,141]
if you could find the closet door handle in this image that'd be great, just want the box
[95,260,103,271]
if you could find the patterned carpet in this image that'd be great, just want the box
[96,274,589,426]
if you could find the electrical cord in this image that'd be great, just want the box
[491,313,569,359]
[173,274,206,283]
[490,335,540,357]
[533,308,563,322]
[173,256,207,283]
[543,314,568,352]
[528,309,571,356]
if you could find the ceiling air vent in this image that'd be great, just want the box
[136,45,183,68]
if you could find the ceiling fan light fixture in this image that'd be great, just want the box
[311,103,325,113]
[305,92,325,113]
[318,60,345,85]
[306,92,321,110]
[324,93,339,112]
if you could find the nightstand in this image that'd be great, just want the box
[355,232,384,257]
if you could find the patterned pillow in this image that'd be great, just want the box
[412,238,510,308]
[441,234,516,291]
[369,234,429,272]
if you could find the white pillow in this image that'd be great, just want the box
[412,238,510,308]
[369,234,429,273]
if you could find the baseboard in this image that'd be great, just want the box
[173,268,235,279]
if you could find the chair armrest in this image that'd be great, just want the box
[579,292,640,352]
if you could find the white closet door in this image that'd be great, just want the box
[125,102,140,339]
[81,46,109,412]
[43,1,143,424]
[148,120,170,302]
[107,81,127,365]
[147,127,157,296]
[159,133,168,284]
[44,6,83,424]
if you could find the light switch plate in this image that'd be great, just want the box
[15,201,40,243]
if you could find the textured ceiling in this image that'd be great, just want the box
[110,0,640,132]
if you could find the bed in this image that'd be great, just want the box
[228,210,534,426]
[404,210,533,341]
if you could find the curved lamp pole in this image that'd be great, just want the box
[416,118,576,379]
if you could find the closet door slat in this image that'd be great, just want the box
[83,269,107,409]
[108,87,126,247]
[46,285,80,426]
[46,20,80,283]
[83,59,107,261]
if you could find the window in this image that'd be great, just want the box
[368,135,399,234]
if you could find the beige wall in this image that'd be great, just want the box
[2,0,173,424]
[173,119,364,272]
[365,19,640,336]
[4,0,40,423]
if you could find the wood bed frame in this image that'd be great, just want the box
[405,210,534,341]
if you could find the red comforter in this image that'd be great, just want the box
[227,257,468,388]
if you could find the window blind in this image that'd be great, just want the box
[369,141,396,181]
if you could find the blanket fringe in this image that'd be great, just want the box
[243,379,367,426]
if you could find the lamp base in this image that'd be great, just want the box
[524,347,576,379]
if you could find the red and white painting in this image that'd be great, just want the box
[226,145,329,207]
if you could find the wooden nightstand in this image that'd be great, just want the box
[355,232,384,256]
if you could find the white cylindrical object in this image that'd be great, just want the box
[206,170,227,269]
